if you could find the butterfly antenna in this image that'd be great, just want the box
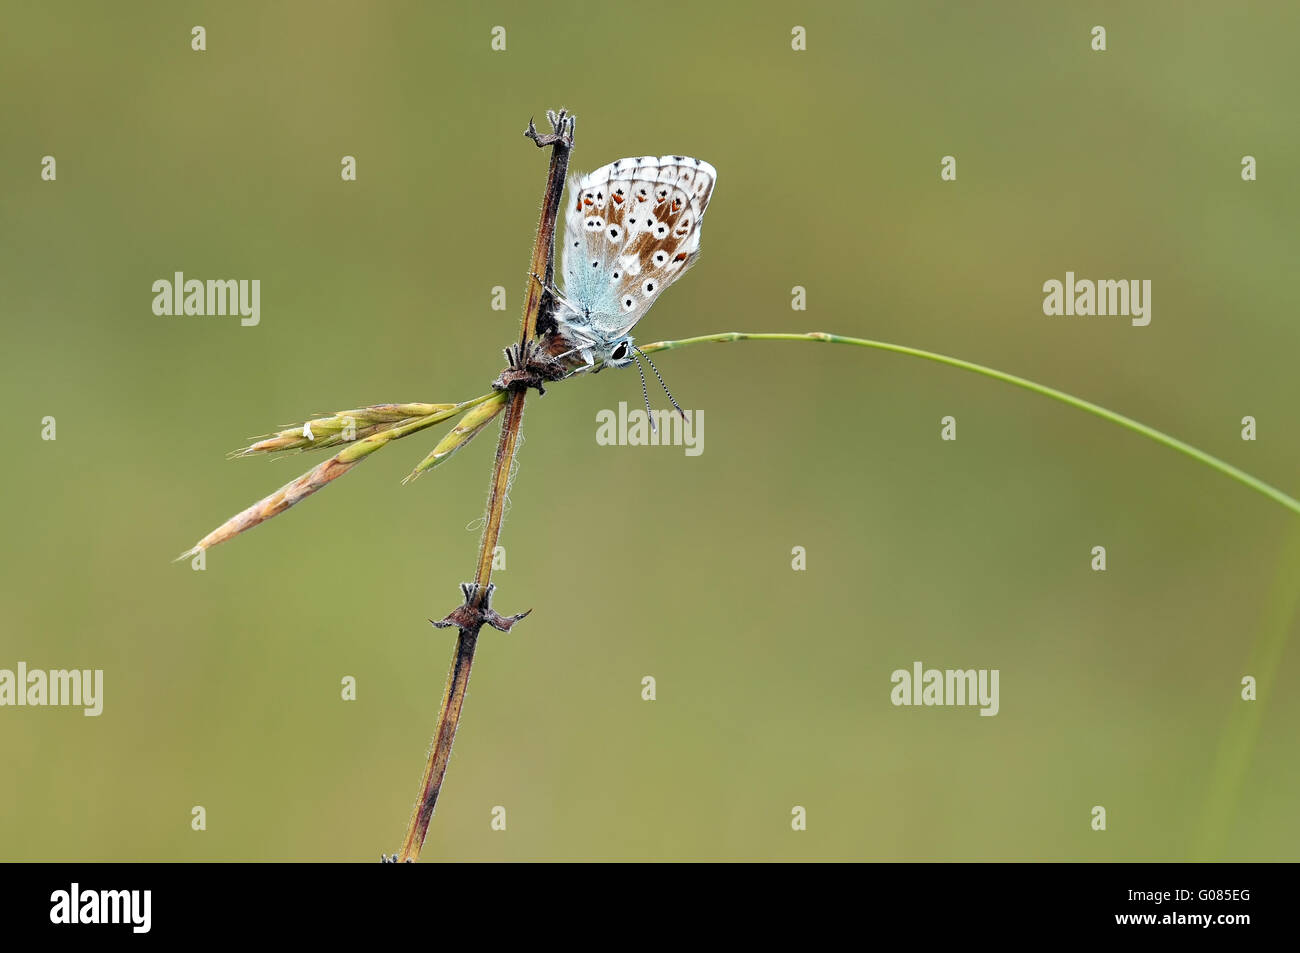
[631,352,657,433]
[635,347,686,421]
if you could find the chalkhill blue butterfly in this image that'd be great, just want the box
[531,155,716,417]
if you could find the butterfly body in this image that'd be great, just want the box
[542,155,717,372]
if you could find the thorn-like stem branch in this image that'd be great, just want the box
[398,109,574,862]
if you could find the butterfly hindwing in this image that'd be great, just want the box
[561,155,716,343]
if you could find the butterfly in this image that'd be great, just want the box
[539,155,717,377]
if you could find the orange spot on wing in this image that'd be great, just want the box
[673,252,688,262]
[584,198,593,206]
[612,194,624,203]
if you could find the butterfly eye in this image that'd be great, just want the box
[612,342,630,361]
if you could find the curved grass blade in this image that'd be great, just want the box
[638,331,1300,518]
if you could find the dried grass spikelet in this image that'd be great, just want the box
[180,393,505,558]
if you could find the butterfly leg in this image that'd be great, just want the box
[494,338,567,395]
[529,271,581,315]
[529,271,560,297]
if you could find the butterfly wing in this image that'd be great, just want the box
[560,155,716,344]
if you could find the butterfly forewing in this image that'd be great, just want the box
[561,155,716,342]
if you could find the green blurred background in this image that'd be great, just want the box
[2,1,1298,861]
